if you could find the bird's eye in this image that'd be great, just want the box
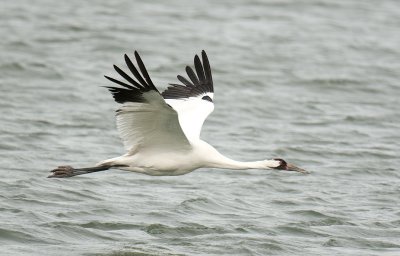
[202,96,213,102]
[273,158,287,170]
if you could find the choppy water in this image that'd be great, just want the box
[1,0,400,255]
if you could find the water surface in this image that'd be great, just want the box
[1,0,400,255]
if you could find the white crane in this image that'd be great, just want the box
[49,51,307,178]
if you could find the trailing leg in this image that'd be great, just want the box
[48,165,111,178]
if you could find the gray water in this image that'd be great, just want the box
[1,0,400,255]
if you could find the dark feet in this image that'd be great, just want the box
[48,165,113,178]
[48,165,76,178]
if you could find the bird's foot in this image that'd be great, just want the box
[48,165,75,178]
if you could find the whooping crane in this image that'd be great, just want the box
[49,51,307,178]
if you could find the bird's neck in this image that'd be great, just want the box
[197,141,279,170]
[207,157,278,170]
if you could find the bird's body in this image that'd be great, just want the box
[98,140,283,176]
[49,51,307,178]
[98,140,213,176]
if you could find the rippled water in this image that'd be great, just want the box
[1,0,400,255]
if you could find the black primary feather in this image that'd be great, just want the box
[185,66,200,86]
[124,54,148,88]
[105,51,160,104]
[177,75,194,87]
[194,55,206,82]
[162,50,214,99]
[134,51,157,91]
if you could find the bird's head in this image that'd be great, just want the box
[271,158,309,174]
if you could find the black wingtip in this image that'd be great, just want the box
[124,54,134,68]
[177,74,194,87]
[201,50,209,62]
[104,75,113,81]
[161,50,213,99]
[104,75,137,90]
[132,50,158,92]
[185,65,200,85]
[133,51,141,64]
[134,51,140,59]
[194,55,200,65]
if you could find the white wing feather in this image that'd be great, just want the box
[161,50,214,141]
[166,95,214,141]
[105,50,214,154]
[116,91,190,152]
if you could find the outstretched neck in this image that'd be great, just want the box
[198,141,279,170]
[207,157,279,170]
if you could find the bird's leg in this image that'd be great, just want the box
[48,165,111,178]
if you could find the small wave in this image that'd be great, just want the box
[79,221,141,231]
[88,245,185,256]
[323,237,400,249]
[0,228,39,243]
[276,225,330,237]
[143,222,228,237]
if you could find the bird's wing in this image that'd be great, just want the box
[161,50,214,141]
[105,51,191,152]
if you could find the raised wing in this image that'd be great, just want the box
[161,50,214,141]
[105,51,191,152]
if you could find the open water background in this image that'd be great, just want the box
[1,0,400,255]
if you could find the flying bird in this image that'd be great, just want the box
[49,51,307,178]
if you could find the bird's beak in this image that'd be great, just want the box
[286,163,309,174]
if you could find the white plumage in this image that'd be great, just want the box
[49,51,307,178]
[165,96,214,141]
